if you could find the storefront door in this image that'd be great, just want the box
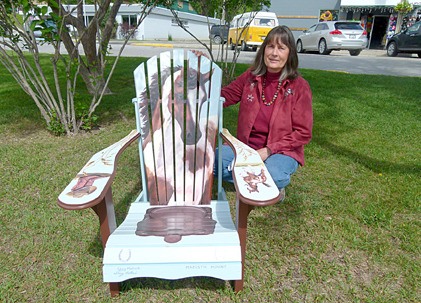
[369,15,389,49]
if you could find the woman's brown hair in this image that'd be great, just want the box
[251,25,299,81]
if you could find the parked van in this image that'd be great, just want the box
[228,11,278,51]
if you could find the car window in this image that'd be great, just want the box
[45,20,56,28]
[407,22,420,34]
[335,22,363,30]
[306,24,317,32]
[315,23,327,31]
[241,18,249,27]
[30,19,56,30]
[211,25,228,35]
[255,18,275,26]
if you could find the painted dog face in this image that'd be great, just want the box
[139,65,211,146]
[137,60,215,205]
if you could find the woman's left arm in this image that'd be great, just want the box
[267,79,313,153]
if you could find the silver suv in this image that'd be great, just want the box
[296,21,368,56]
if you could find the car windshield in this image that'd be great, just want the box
[407,22,420,33]
[254,18,275,26]
[335,22,362,30]
[45,20,56,27]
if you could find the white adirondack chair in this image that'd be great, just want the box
[58,49,281,296]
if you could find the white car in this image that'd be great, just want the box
[296,21,368,56]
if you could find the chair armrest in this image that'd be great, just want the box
[221,128,281,206]
[57,130,140,210]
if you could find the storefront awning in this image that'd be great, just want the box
[341,0,420,6]
[341,0,398,6]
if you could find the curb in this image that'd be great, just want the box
[130,42,174,48]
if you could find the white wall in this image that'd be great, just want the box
[111,5,220,41]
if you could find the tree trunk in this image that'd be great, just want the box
[51,1,123,95]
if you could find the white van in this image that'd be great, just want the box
[228,11,278,51]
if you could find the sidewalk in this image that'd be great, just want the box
[330,49,388,57]
[117,39,390,57]
[112,39,203,49]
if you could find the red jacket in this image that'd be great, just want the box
[221,69,313,166]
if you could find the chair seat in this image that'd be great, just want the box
[103,200,242,282]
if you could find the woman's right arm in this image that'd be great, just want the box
[221,70,250,107]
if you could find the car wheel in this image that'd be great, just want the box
[318,39,330,55]
[252,46,257,52]
[297,40,304,53]
[386,41,398,57]
[241,41,248,51]
[213,35,222,44]
[349,49,361,56]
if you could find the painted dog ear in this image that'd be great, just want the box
[198,68,214,83]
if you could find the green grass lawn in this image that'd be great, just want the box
[0,56,420,302]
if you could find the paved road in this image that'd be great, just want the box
[35,39,421,77]
[115,41,421,78]
[297,50,421,77]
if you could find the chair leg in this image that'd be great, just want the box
[91,189,120,296]
[91,188,116,248]
[109,282,120,297]
[234,199,254,292]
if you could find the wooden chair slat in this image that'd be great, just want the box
[184,51,199,203]
[146,55,167,204]
[133,63,152,202]
[159,51,175,203]
[171,49,185,202]
[192,56,215,204]
[201,62,222,203]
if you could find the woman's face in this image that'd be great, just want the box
[264,38,290,73]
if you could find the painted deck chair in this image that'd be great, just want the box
[58,49,281,296]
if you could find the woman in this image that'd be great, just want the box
[217,25,313,200]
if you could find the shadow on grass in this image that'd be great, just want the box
[121,276,227,293]
[312,136,421,176]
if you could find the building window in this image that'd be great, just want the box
[120,15,137,38]
[172,18,189,27]
[122,15,137,28]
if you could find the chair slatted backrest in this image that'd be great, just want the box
[133,49,222,206]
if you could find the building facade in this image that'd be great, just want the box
[270,0,421,49]
[79,4,218,41]
[270,0,341,35]
[105,5,218,41]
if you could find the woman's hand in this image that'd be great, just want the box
[191,50,210,60]
[257,147,271,161]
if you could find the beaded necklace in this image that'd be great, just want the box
[261,76,282,106]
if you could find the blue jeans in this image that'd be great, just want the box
[215,144,299,189]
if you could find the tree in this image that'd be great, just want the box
[0,0,160,135]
